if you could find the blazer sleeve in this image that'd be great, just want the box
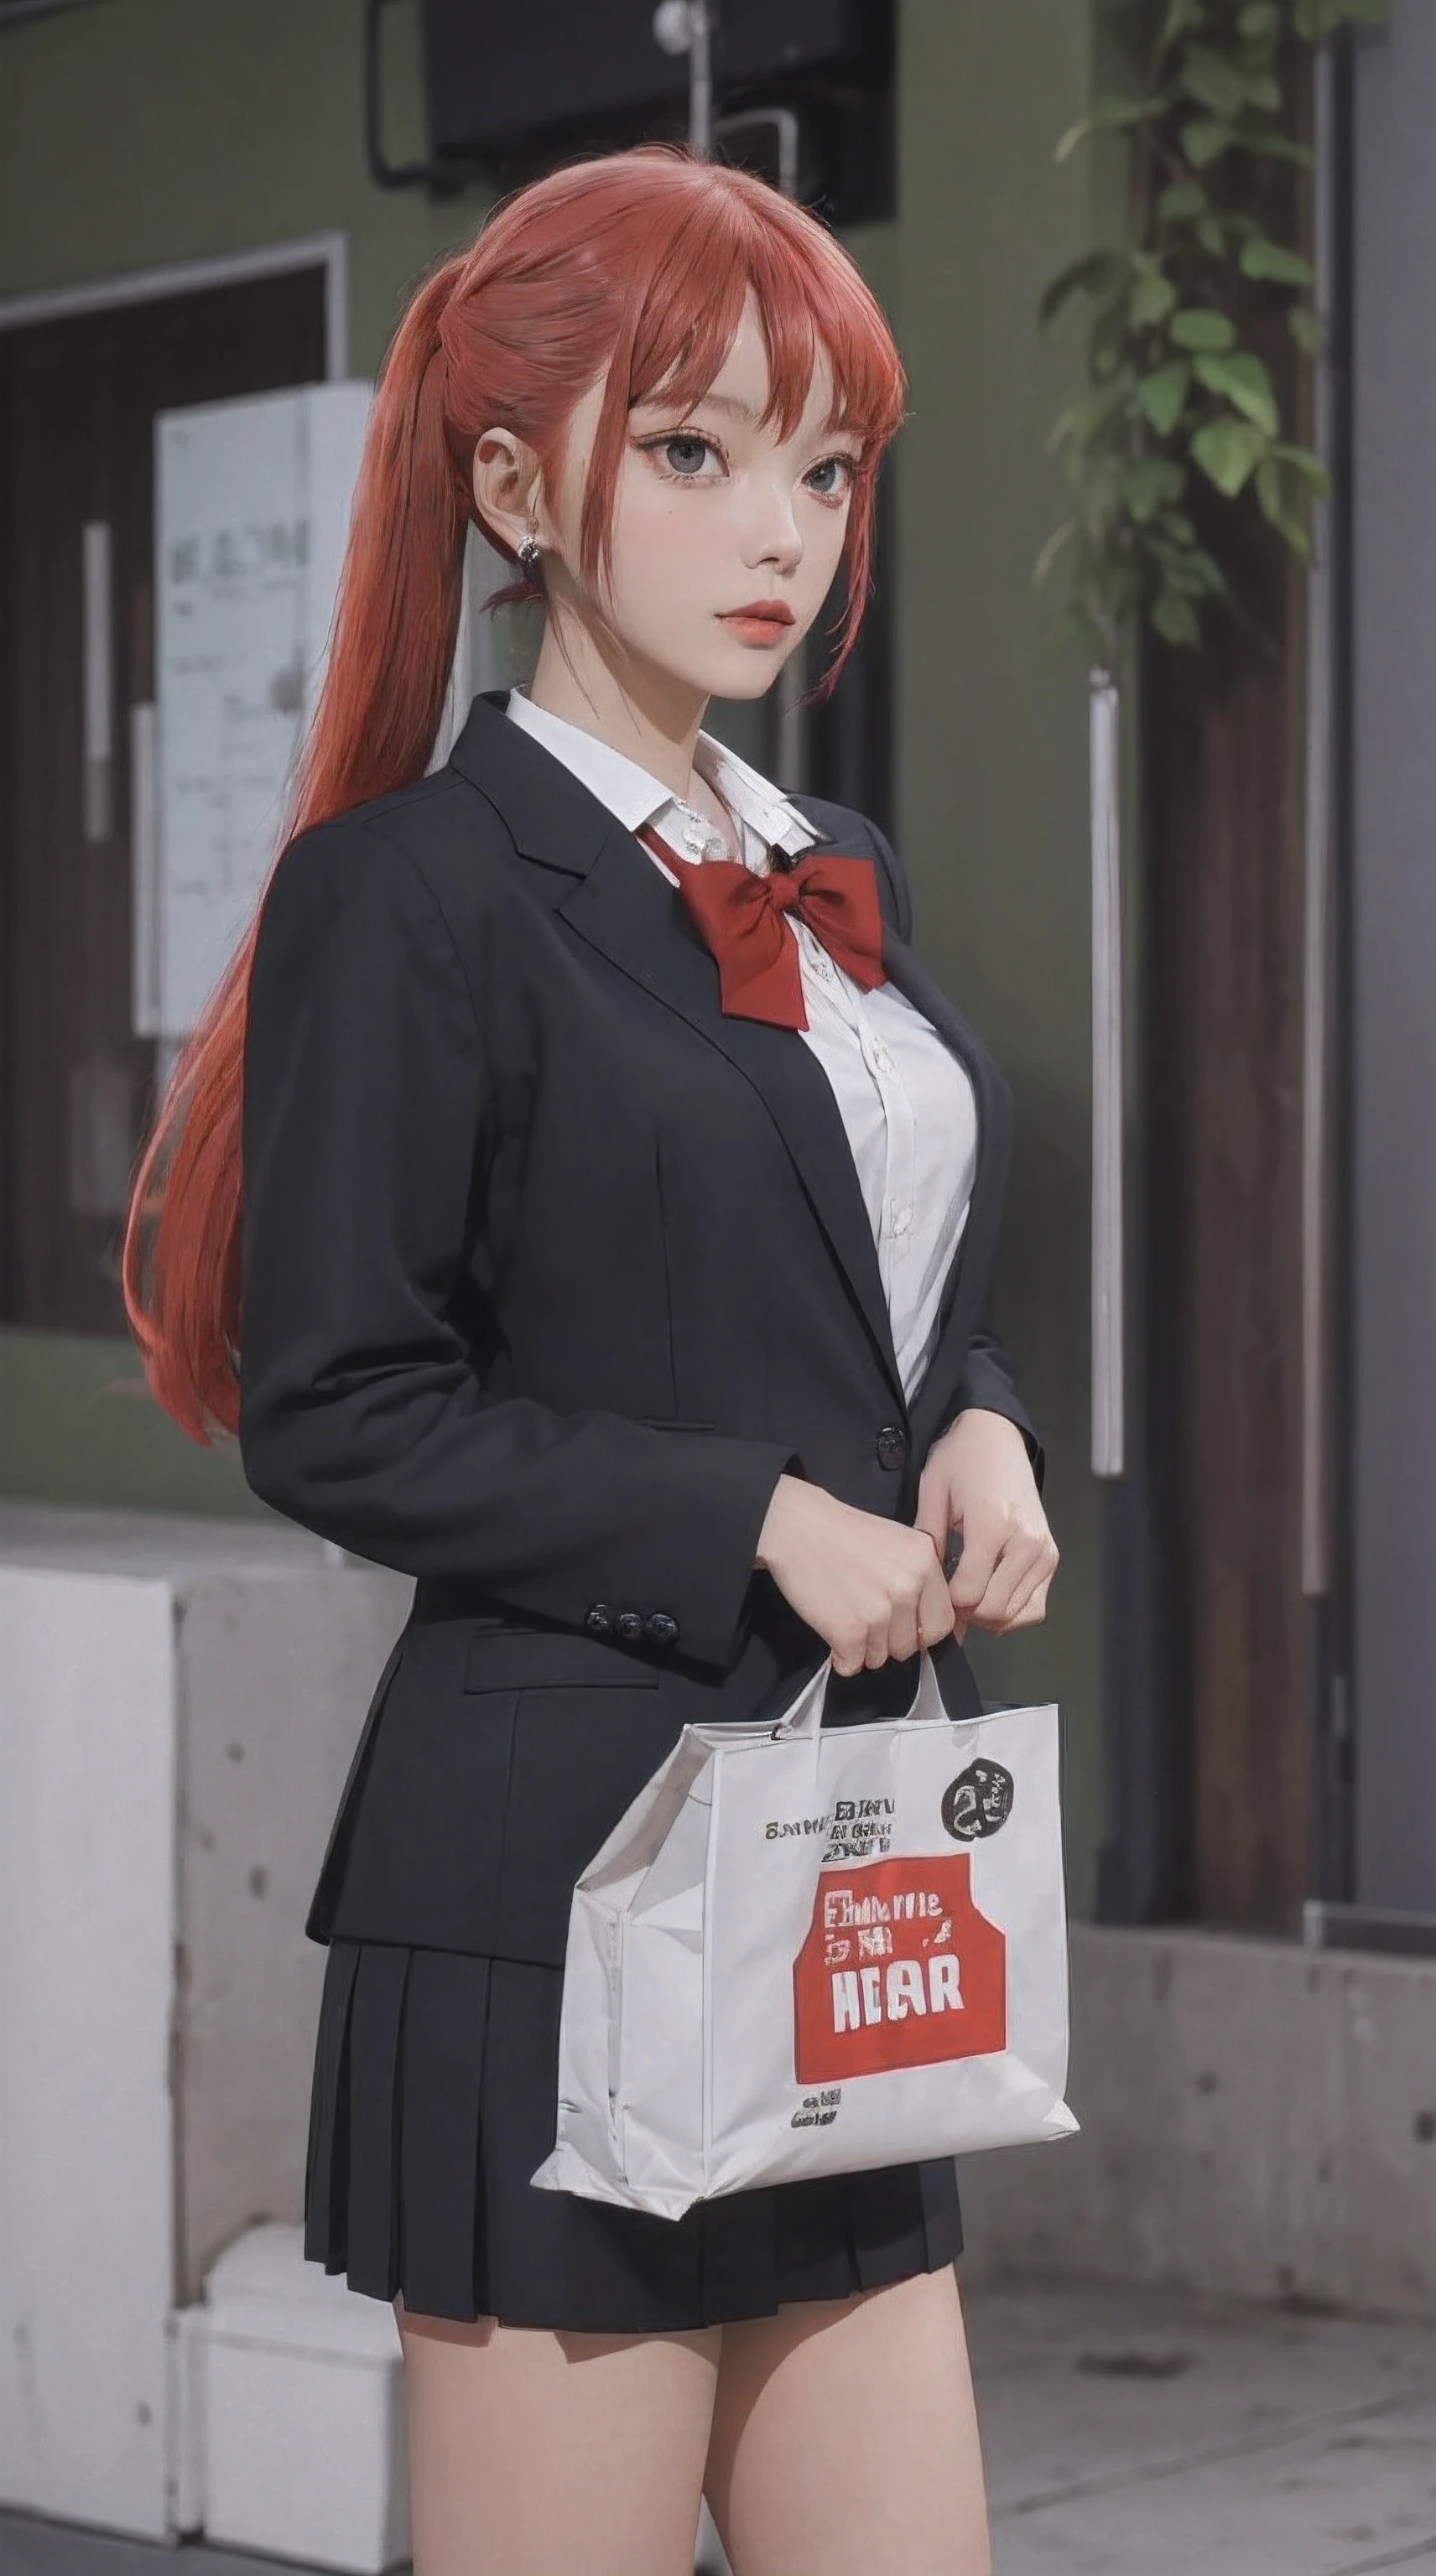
[864,817,1047,1498]
[237,819,801,1669]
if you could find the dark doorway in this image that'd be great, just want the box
[0,263,328,1333]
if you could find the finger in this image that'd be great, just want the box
[862,1615,892,1671]
[965,1531,1047,1631]
[998,1540,1059,1628]
[913,1481,952,1556]
[891,1563,956,1665]
[919,1561,958,1648]
[998,1569,1055,1632]
[948,1520,1002,1618]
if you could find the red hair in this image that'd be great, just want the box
[122,144,908,1443]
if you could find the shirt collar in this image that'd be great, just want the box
[503,688,816,863]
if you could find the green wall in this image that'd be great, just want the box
[0,0,1106,1902]
[895,4,1105,1906]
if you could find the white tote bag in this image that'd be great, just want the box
[531,1650,1077,2218]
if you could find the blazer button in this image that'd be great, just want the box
[876,1424,908,1472]
[644,1612,679,1648]
[616,1608,645,1644]
[585,1603,615,1636]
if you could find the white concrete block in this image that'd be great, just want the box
[200,2222,409,2574]
[0,1503,412,2542]
[959,1925,1436,2319]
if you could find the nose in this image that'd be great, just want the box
[741,472,804,575]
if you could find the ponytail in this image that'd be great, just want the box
[122,253,473,1441]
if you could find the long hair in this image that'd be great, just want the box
[122,144,908,1443]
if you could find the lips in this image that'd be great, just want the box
[720,600,796,642]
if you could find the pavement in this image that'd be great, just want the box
[2,2279,1433,2576]
[972,2280,1436,2575]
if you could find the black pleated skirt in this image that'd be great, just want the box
[304,1936,964,2332]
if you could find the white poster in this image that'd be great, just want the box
[150,381,372,1037]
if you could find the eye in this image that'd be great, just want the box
[640,432,724,481]
[806,454,858,503]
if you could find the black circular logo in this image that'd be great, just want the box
[941,1759,1015,1842]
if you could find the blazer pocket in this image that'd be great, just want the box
[462,1622,661,1692]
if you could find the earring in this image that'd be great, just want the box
[517,526,542,575]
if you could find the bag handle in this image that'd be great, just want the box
[769,1647,952,1743]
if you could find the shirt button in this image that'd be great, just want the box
[616,1609,645,1644]
[876,1425,908,1472]
[891,1204,912,1237]
[874,1046,897,1074]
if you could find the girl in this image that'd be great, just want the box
[126,145,1058,2576]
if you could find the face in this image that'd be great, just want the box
[481,290,862,705]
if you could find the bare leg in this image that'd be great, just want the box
[394,2296,721,2576]
[703,2265,991,2576]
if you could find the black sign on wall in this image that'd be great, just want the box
[380,0,895,225]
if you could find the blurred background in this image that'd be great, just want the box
[1,4,1434,2572]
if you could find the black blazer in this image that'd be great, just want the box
[238,689,1043,1966]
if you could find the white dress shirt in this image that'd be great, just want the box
[504,690,979,1406]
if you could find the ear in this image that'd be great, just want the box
[471,428,544,558]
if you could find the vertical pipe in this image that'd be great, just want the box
[687,1,713,155]
[1301,40,1337,1600]
[1090,666,1125,1476]
[129,701,160,1036]
[82,519,113,842]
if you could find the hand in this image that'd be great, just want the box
[914,1409,1059,1646]
[754,1475,956,1676]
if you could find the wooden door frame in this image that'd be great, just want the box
[0,230,347,371]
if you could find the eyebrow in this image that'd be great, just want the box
[634,387,861,443]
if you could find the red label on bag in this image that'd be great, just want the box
[792,1854,1007,2083]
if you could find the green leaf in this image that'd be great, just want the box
[1158,0,1207,50]
[1193,348,1280,434]
[1239,237,1315,285]
[1130,265,1178,326]
[1159,545,1226,596]
[1272,440,1332,495]
[1181,45,1253,117]
[1182,117,1236,167]
[1237,3,1281,34]
[1135,358,1193,434]
[1048,374,1133,454]
[1244,75,1283,112]
[1038,249,1132,327]
[1169,306,1237,351]
[1152,589,1203,647]
[1117,457,1189,522]
[1191,413,1269,494]
[1033,520,1079,589]
[1288,306,1324,355]
[1158,508,1197,543]
[1056,93,1167,162]
[1157,178,1210,221]
[1195,216,1227,257]
[1239,126,1316,166]
[1255,458,1283,522]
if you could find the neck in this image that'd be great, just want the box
[525,598,711,804]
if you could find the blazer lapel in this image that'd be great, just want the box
[562,821,909,1410]
[447,693,1012,1434]
[450,693,905,1406]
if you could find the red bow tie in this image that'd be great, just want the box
[638,824,888,1031]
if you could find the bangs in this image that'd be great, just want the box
[625,190,904,454]
[575,168,906,596]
